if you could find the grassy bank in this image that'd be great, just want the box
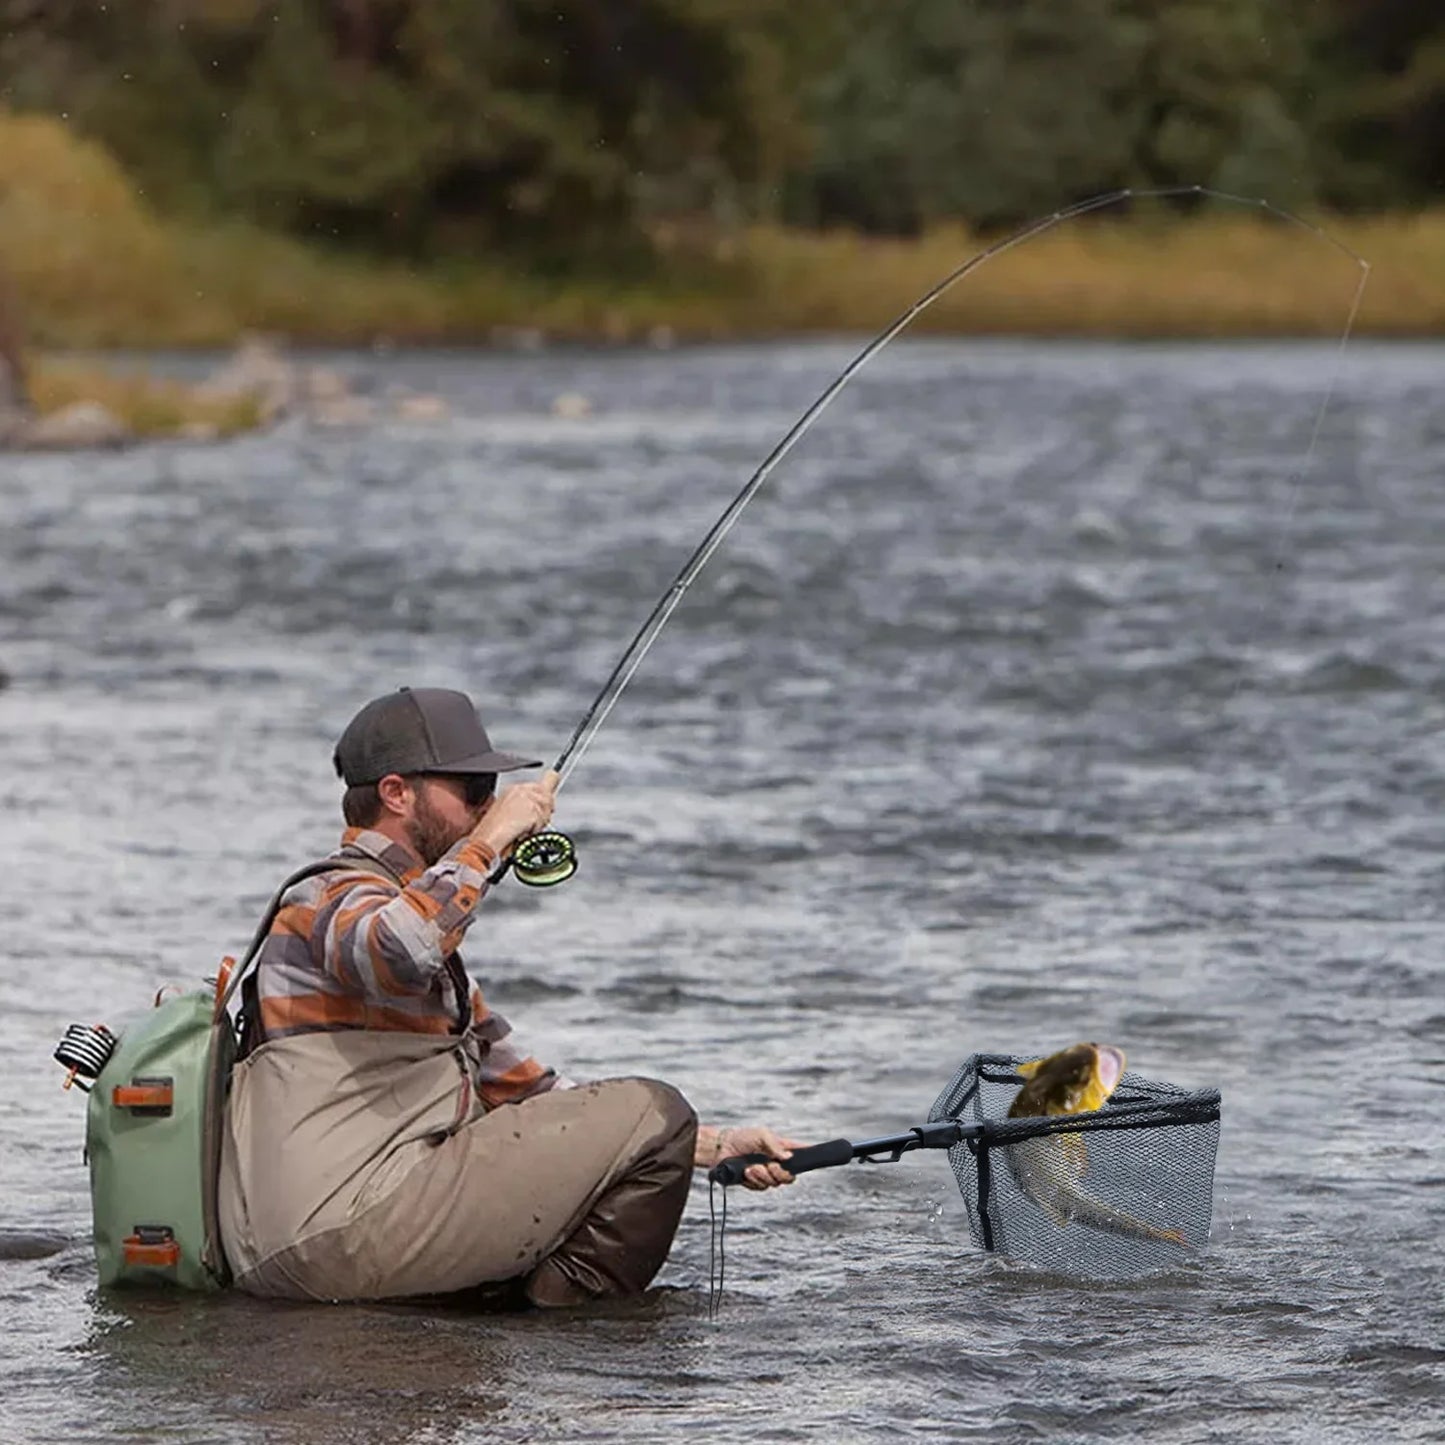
[27,360,262,438]
[2,112,1442,348]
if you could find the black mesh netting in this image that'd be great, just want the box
[928,1053,1221,1279]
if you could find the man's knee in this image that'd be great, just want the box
[523,1079,698,1307]
[636,1078,698,1157]
[580,1075,695,1151]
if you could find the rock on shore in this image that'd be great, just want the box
[1,335,456,450]
[0,351,30,444]
[17,400,129,450]
[193,334,295,424]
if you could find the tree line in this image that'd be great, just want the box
[0,0,1440,264]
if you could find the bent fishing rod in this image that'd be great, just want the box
[503,185,1370,887]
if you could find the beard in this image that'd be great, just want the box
[405,786,469,866]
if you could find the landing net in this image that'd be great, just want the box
[929,1053,1221,1279]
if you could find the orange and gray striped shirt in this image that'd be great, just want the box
[251,827,563,1107]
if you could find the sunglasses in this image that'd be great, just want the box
[420,773,497,807]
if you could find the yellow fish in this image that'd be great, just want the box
[1005,1042,1188,1247]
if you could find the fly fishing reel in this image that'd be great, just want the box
[54,1023,117,1091]
[511,830,577,887]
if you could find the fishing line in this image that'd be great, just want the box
[1206,214,1369,810]
[1241,228,1370,642]
[504,185,1370,886]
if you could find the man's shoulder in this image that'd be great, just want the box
[336,828,423,884]
[277,856,399,908]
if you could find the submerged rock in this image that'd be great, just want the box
[0,1229,69,1261]
[1070,507,1126,547]
[302,366,350,405]
[312,396,375,427]
[551,392,593,419]
[395,393,449,421]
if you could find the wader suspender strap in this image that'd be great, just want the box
[218,857,380,1019]
[326,846,472,1033]
[218,850,472,1044]
[219,855,378,1017]
[328,847,469,1030]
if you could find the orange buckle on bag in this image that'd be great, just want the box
[214,955,236,1020]
[112,1077,174,1115]
[123,1227,181,1269]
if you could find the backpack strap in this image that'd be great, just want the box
[218,856,384,1017]
[223,849,462,1055]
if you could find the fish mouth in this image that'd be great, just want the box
[1094,1046,1125,1094]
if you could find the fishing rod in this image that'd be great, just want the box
[507,185,1371,887]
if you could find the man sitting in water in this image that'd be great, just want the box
[218,686,795,1307]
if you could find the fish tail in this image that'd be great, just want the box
[1007,1140,1189,1246]
[1066,1194,1191,1247]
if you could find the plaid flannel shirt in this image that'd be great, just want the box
[251,826,562,1107]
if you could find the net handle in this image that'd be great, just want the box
[706,1091,1221,1187]
[708,1120,979,1186]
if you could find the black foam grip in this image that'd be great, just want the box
[708,1136,854,1186]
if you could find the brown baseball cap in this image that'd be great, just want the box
[333,687,542,786]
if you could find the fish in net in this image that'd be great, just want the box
[709,1043,1220,1310]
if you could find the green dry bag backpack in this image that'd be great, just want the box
[56,859,359,1290]
[77,987,235,1290]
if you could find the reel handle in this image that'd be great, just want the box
[489,770,577,887]
[708,1137,854,1187]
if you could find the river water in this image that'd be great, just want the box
[1,338,1442,1443]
